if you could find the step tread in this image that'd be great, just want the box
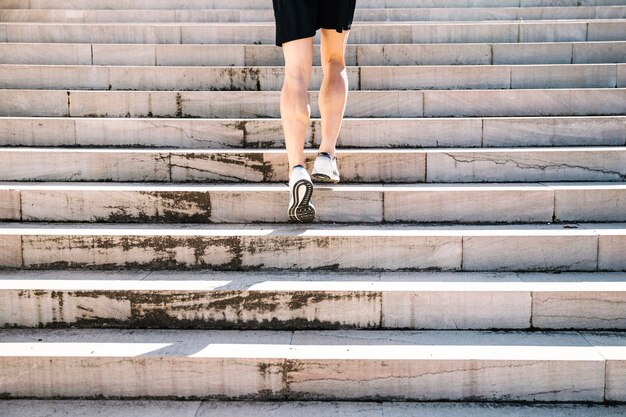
[4,19,625,25]
[0,328,623,361]
[1,400,626,417]
[1,222,624,235]
[2,181,626,191]
[1,270,625,291]
[3,146,624,152]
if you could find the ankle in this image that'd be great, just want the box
[317,149,335,159]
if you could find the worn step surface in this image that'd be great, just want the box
[3,116,625,148]
[1,64,623,90]
[3,401,626,417]
[0,328,624,401]
[0,222,624,271]
[3,42,626,66]
[3,6,626,23]
[1,270,625,330]
[1,182,625,223]
[2,147,624,183]
[2,0,625,10]
[2,20,625,44]
[3,89,625,118]
[1,0,625,407]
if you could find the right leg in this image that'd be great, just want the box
[280,37,314,171]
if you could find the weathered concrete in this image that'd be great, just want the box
[0,90,68,117]
[4,42,625,66]
[5,148,626,183]
[3,7,625,23]
[591,224,626,271]
[383,184,554,223]
[461,225,599,271]
[0,329,612,401]
[510,64,617,89]
[0,223,623,271]
[4,21,624,44]
[0,235,22,268]
[426,148,626,182]
[0,149,170,182]
[0,42,91,65]
[5,223,464,270]
[493,42,573,65]
[1,271,624,330]
[6,88,626,118]
[582,332,626,402]
[2,0,626,406]
[549,183,626,222]
[423,88,626,117]
[11,184,383,223]
[3,116,625,148]
[3,0,622,10]
[482,116,626,147]
[169,150,425,183]
[0,189,20,220]
[2,400,626,417]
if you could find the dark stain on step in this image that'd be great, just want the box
[175,92,183,117]
[173,152,273,181]
[215,67,262,91]
[100,191,212,223]
[234,120,248,147]
[7,290,381,330]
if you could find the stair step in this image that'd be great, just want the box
[1,182,625,223]
[1,20,624,44]
[0,328,624,401]
[3,6,626,23]
[2,88,625,118]
[0,64,622,90]
[2,147,624,183]
[0,222,624,271]
[2,400,626,417]
[3,41,625,66]
[2,0,625,10]
[1,270,624,329]
[2,116,626,148]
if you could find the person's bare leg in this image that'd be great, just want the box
[281,37,314,170]
[318,29,350,158]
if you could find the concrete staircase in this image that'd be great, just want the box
[1,0,626,414]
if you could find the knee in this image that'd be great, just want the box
[322,58,346,78]
[283,65,311,92]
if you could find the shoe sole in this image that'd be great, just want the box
[288,178,315,223]
[311,172,340,184]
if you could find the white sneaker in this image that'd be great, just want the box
[311,152,340,183]
[288,165,315,223]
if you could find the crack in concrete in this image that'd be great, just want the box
[444,154,626,180]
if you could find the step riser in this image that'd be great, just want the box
[0,355,607,401]
[3,7,626,23]
[1,230,623,271]
[2,285,625,330]
[3,117,625,148]
[3,42,626,66]
[3,89,625,118]
[1,64,622,91]
[2,186,626,223]
[1,21,624,44]
[1,328,622,402]
[2,0,624,10]
[2,149,624,183]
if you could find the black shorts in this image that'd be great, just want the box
[272,0,357,47]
